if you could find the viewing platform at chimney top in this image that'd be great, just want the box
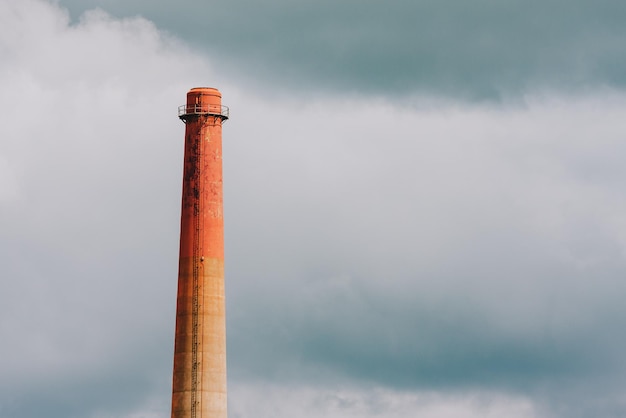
[178,103,229,122]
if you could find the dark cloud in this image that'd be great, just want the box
[58,0,626,99]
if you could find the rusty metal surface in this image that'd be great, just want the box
[171,88,227,418]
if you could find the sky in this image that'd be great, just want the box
[1,0,626,417]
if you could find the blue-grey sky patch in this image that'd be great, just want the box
[57,0,626,100]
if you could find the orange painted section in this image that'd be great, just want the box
[178,87,224,260]
[171,88,227,418]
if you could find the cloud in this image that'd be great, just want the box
[223,93,626,417]
[230,384,539,418]
[58,0,626,100]
[0,0,207,416]
[3,1,626,417]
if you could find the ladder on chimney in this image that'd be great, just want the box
[191,129,203,418]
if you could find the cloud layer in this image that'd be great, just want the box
[59,0,626,99]
[223,94,626,417]
[3,1,626,417]
[0,1,204,416]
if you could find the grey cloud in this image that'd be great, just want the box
[59,0,626,100]
[5,2,626,417]
[0,1,202,416]
[229,384,539,418]
[221,95,626,416]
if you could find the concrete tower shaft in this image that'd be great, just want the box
[172,87,228,418]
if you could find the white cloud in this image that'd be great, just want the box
[224,92,626,416]
[230,384,539,418]
[0,0,210,415]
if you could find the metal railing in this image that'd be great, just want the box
[178,104,229,120]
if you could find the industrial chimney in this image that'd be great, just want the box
[171,87,229,418]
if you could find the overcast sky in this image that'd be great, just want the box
[2,1,626,417]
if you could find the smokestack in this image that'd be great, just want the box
[171,87,229,418]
